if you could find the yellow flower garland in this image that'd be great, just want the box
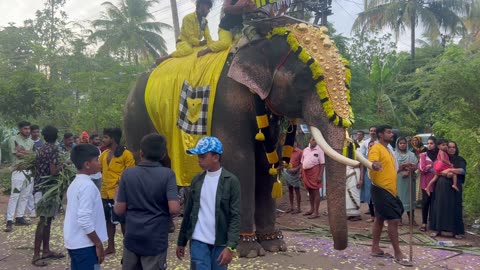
[267,27,354,128]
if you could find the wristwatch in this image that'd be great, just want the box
[226,246,237,253]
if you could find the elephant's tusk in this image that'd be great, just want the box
[310,126,360,167]
[355,149,373,170]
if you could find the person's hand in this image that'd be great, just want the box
[95,243,105,264]
[217,248,234,266]
[356,180,363,189]
[199,40,207,46]
[197,49,209,57]
[371,161,382,171]
[176,246,185,260]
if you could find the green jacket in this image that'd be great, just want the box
[177,168,241,248]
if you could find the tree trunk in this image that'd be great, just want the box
[410,1,416,69]
[170,0,180,40]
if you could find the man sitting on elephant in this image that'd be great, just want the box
[156,0,214,65]
[197,0,257,57]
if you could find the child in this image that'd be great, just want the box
[176,137,240,269]
[425,139,458,196]
[64,144,108,270]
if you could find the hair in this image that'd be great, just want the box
[197,0,213,8]
[103,128,122,144]
[31,125,40,131]
[369,126,377,131]
[356,130,365,135]
[71,144,100,170]
[18,121,31,129]
[437,138,448,146]
[41,125,58,143]
[427,136,437,144]
[90,134,99,140]
[140,133,167,162]
[64,132,73,139]
[376,125,392,137]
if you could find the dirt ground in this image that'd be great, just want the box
[0,185,480,270]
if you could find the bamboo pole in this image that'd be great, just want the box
[409,170,413,262]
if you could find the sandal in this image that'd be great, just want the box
[430,231,440,237]
[454,234,465,239]
[307,215,320,219]
[419,224,427,232]
[41,251,65,260]
[370,251,393,258]
[285,208,293,213]
[394,257,413,267]
[291,209,301,214]
[32,257,48,267]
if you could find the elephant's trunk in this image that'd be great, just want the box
[325,154,348,250]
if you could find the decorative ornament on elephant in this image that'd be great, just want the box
[124,20,373,258]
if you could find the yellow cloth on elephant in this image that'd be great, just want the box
[145,47,231,186]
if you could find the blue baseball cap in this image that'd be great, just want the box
[187,136,224,155]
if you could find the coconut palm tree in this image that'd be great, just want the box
[90,0,171,64]
[352,0,467,67]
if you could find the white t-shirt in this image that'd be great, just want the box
[64,174,108,250]
[192,168,222,245]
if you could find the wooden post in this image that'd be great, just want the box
[170,0,180,39]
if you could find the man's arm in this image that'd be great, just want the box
[124,150,136,168]
[166,172,180,215]
[226,176,241,249]
[114,176,127,215]
[77,183,105,264]
[177,178,196,247]
[368,146,382,171]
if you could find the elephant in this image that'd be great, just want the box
[124,23,371,257]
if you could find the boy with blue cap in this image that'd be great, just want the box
[176,136,241,270]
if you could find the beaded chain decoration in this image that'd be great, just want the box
[255,230,284,241]
[252,93,297,175]
[240,233,258,242]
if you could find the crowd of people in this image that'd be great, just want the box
[355,125,467,267]
[4,121,240,269]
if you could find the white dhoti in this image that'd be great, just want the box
[346,166,361,217]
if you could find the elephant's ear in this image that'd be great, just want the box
[227,41,272,99]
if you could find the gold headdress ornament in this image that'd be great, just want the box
[267,24,354,128]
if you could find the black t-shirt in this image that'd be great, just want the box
[117,161,178,256]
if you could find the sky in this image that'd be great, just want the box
[0,0,410,53]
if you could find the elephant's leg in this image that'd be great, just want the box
[211,76,268,257]
[254,144,287,253]
[211,118,264,258]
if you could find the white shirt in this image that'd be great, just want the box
[359,137,393,157]
[64,174,108,249]
[192,168,222,245]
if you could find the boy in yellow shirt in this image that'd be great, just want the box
[99,128,135,255]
